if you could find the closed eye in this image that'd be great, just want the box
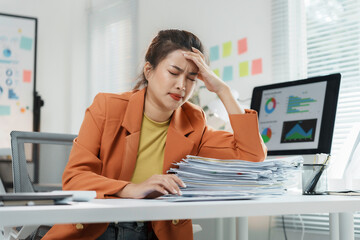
[187,77,196,82]
[169,71,178,76]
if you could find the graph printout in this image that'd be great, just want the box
[258,81,327,151]
[0,14,36,154]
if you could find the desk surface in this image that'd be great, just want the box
[1,195,360,227]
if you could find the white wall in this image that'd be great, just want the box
[137,0,272,105]
[137,1,272,239]
[0,0,89,135]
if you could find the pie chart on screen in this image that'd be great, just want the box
[261,128,272,143]
[265,97,276,114]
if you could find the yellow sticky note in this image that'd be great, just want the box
[239,61,249,77]
[213,69,220,77]
[222,41,232,57]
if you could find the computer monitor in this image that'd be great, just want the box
[250,73,341,155]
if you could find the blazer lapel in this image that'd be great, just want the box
[118,88,145,180]
[163,106,195,173]
[118,89,195,178]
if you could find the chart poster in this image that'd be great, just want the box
[0,13,37,155]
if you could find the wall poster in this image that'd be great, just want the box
[0,13,37,155]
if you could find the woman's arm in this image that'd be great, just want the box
[184,48,267,161]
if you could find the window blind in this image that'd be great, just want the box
[306,0,360,156]
[88,0,137,102]
[271,0,360,237]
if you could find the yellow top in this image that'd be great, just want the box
[131,114,170,184]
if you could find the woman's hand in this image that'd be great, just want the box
[184,47,245,114]
[183,47,228,95]
[116,174,186,199]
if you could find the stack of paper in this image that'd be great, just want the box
[160,155,302,201]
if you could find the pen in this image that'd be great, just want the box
[304,155,330,194]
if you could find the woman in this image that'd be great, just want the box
[43,29,267,240]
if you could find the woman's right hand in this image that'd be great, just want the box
[116,174,186,199]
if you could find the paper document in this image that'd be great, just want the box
[159,155,303,201]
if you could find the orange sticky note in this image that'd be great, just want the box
[23,70,32,83]
[238,38,247,55]
[251,58,262,75]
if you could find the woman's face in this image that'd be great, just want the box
[144,49,199,112]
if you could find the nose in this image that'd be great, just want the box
[176,76,186,91]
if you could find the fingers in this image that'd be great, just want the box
[149,174,186,196]
[123,174,187,199]
[153,185,169,195]
[183,51,205,65]
[163,177,181,195]
[170,174,187,188]
[191,47,205,60]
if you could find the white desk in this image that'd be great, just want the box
[1,195,360,240]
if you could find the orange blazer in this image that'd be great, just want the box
[43,88,267,240]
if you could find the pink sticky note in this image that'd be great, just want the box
[23,70,32,83]
[252,58,262,75]
[237,38,247,55]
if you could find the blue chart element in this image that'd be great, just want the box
[287,96,316,114]
[265,98,276,114]
[285,124,313,139]
[6,69,13,77]
[0,105,11,116]
[281,119,317,143]
[3,48,11,58]
[0,86,3,95]
[20,36,33,51]
[6,78,13,86]
[8,89,19,100]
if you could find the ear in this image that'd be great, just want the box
[143,62,153,81]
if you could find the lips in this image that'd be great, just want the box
[169,93,183,101]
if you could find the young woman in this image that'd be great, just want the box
[43,29,267,240]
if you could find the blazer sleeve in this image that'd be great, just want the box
[62,93,129,198]
[197,109,267,162]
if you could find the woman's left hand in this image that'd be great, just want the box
[183,47,228,95]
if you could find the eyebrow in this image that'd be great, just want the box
[170,65,198,75]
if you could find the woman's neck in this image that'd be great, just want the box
[144,94,173,122]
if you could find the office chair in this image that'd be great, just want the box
[10,131,77,193]
[0,178,5,194]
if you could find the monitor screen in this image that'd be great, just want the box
[250,73,341,155]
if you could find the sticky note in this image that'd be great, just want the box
[239,61,249,77]
[222,41,232,57]
[23,70,32,83]
[252,58,263,75]
[238,38,247,55]
[222,66,233,82]
[0,105,11,116]
[20,36,33,51]
[213,69,220,77]
[210,46,220,62]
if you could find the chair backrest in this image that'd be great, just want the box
[10,131,77,193]
[0,178,6,193]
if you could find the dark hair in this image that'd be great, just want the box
[133,29,206,89]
